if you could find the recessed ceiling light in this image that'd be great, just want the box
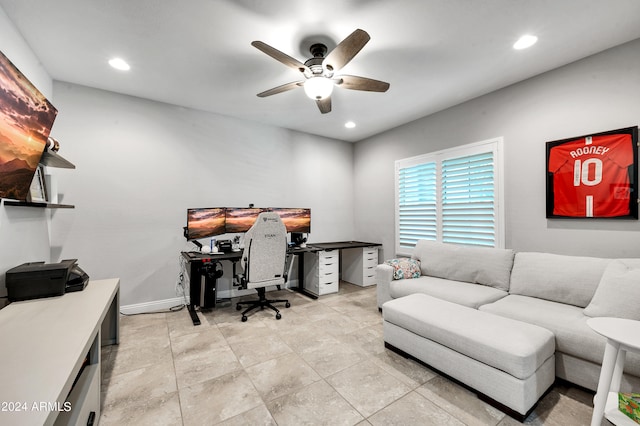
[108,57,130,71]
[345,121,356,129]
[513,35,538,50]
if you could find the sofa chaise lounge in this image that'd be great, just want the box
[377,240,640,416]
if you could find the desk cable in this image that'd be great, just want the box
[119,251,190,316]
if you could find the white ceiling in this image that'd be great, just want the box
[2,0,640,142]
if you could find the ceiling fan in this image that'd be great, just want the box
[252,29,390,114]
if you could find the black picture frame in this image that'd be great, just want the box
[546,126,638,219]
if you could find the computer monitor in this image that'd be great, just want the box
[270,208,311,233]
[186,206,311,237]
[225,207,266,233]
[186,208,226,240]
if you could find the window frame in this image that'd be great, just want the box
[395,137,505,256]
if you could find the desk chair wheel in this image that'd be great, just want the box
[285,302,291,308]
[236,288,289,321]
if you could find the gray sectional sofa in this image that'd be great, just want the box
[377,240,640,398]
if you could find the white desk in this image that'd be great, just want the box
[0,278,119,426]
[588,317,640,426]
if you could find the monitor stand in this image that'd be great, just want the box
[291,232,306,247]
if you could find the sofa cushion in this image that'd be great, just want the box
[584,259,640,320]
[411,240,515,291]
[479,295,640,376]
[509,252,610,307]
[384,258,421,280]
[390,275,507,309]
[383,294,555,380]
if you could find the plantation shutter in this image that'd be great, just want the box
[441,152,495,246]
[395,137,503,255]
[397,162,437,250]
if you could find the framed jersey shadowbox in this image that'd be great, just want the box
[546,126,638,219]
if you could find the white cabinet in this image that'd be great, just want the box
[0,278,119,426]
[303,250,339,296]
[342,247,379,286]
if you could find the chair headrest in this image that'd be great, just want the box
[250,212,285,233]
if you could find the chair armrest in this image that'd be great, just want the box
[376,264,394,309]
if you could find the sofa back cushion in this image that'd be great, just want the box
[584,259,640,320]
[509,252,610,307]
[411,240,515,291]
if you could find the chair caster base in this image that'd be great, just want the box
[236,288,289,322]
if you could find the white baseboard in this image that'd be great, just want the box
[120,281,297,315]
[120,297,188,315]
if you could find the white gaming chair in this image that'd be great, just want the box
[235,212,290,321]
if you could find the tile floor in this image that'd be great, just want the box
[99,282,605,426]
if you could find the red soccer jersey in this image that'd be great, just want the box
[548,134,633,217]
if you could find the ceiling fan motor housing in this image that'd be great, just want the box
[309,43,328,58]
[305,43,329,76]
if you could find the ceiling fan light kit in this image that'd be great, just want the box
[304,76,334,100]
[252,29,390,113]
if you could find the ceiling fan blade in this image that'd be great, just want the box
[323,29,370,72]
[257,81,304,97]
[316,97,331,114]
[337,75,390,92]
[251,41,309,74]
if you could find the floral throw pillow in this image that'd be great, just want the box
[384,258,421,280]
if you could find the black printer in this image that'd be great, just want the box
[5,259,89,302]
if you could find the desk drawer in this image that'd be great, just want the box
[319,280,339,295]
[319,261,339,275]
[304,275,338,296]
[364,257,378,269]
[362,270,377,286]
[364,250,378,270]
[319,271,338,286]
[319,251,339,263]
[364,249,378,260]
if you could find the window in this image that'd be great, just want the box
[395,137,504,255]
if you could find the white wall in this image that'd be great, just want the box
[354,38,640,260]
[50,82,355,307]
[4,0,639,308]
[0,7,55,302]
